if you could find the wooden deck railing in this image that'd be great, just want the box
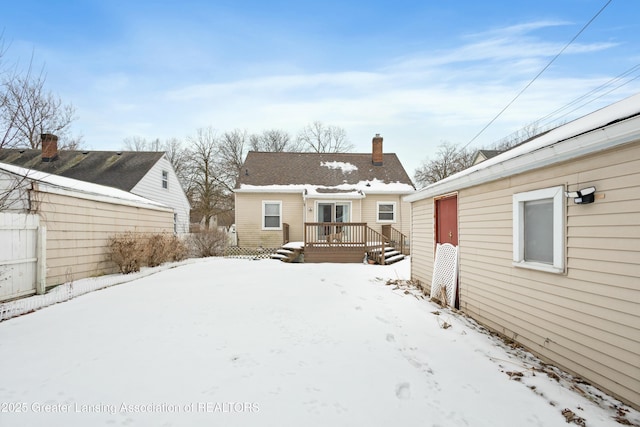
[303,222,409,264]
[382,225,409,255]
[365,226,387,265]
[304,222,367,263]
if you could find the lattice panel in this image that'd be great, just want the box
[430,243,459,307]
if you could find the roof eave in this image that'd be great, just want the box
[405,115,640,202]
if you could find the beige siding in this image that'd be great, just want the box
[361,194,412,237]
[409,198,434,289]
[235,192,304,247]
[303,198,362,223]
[411,142,640,408]
[37,191,174,285]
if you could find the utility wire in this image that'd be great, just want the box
[461,0,613,151]
[534,63,640,128]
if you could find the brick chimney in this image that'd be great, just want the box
[41,133,59,162]
[372,133,383,166]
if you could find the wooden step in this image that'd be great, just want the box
[271,246,303,262]
[385,254,405,264]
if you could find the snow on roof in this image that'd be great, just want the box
[237,179,415,196]
[321,161,358,173]
[0,161,171,210]
[406,92,640,202]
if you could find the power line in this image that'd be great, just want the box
[534,63,640,129]
[461,0,613,151]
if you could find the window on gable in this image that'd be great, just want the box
[377,202,396,222]
[263,201,282,229]
[513,186,564,273]
[162,170,169,189]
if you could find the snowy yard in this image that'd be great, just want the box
[0,257,637,427]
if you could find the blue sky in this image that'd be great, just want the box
[2,0,639,175]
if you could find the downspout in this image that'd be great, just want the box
[302,189,308,243]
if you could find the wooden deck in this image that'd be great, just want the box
[303,222,403,264]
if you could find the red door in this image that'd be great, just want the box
[435,195,458,246]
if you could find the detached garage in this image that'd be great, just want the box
[405,94,640,409]
[0,162,174,301]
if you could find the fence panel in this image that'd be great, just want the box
[0,213,43,302]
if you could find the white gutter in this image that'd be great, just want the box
[405,113,640,202]
[306,192,366,200]
[234,187,305,194]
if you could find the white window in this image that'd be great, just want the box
[162,170,169,189]
[377,202,396,222]
[262,201,282,229]
[513,186,565,273]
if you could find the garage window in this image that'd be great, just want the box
[513,186,565,273]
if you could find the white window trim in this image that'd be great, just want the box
[162,170,169,189]
[512,185,565,273]
[262,200,282,230]
[377,201,396,223]
[314,201,353,222]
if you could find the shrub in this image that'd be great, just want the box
[146,234,172,267]
[188,229,228,257]
[109,232,191,274]
[108,232,146,274]
[165,234,189,262]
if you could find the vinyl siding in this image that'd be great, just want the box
[235,192,304,247]
[130,156,191,234]
[409,197,434,289]
[361,194,412,237]
[410,142,640,408]
[303,198,362,223]
[37,191,174,285]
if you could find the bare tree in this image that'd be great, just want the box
[0,36,28,149]
[218,129,249,191]
[414,142,475,188]
[162,137,190,188]
[296,121,353,153]
[249,129,300,152]
[123,136,190,188]
[185,127,231,230]
[123,136,150,151]
[1,72,76,149]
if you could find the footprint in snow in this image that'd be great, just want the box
[386,333,395,342]
[395,382,411,399]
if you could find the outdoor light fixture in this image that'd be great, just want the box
[565,186,596,204]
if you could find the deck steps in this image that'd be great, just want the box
[270,242,304,262]
[367,246,406,265]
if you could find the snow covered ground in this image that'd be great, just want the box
[0,257,637,427]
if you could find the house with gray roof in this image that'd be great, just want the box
[471,149,503,165]
[0,134,190,233]
[234,134,415,263]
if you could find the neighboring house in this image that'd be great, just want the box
[0,134,190,234]
[404,93,640,409]
[0,161,174,301]
[471,149,503,165]
[234,134,415,263]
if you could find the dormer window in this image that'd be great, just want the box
[162,170,168,189]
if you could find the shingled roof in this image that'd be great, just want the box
[236,151,414,192]
[0,149,164,191]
